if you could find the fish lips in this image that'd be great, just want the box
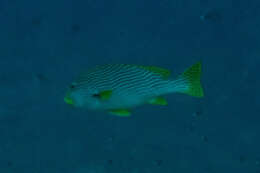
[64,92,74,105]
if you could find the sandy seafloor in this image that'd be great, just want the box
[0,0,260,172]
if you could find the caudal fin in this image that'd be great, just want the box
[172,62,204,97]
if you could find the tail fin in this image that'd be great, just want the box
[172,62,204,97]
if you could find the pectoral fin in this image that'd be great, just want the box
[109,109,131,117]
[97,90,112,101]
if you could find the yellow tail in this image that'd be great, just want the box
[176,61,204,97]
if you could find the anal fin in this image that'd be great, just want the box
[109,109,131,117]
[148,96,168,106]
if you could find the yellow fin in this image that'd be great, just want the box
[140,66,171,79]
[99,90,112,100]
[109,109,131,117]
[180,61,204,97]
[148,96,168,105]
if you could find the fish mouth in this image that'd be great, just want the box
[64,93,74,105]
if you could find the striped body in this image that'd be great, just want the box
[64,62,203,115]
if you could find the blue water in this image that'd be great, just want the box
[0,0,260,172]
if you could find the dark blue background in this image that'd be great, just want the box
[0,0,260,172]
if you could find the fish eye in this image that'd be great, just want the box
[69,82,78,89]
[92,93,100,98]
[70,84,76,89]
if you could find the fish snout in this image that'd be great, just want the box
[64,92,74,105]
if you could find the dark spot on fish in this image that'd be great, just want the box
[71,24,81,33]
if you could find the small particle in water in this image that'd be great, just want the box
[107,136,114,142]
[7,161,13,167]
[36,73,48,81]
[71,24,81,33]
[188,122,196,132]
[154,160,163,166]
[107,159,113,165]
[239,155,246,163]
[200,10,222,22]
[201,135,208,142]
[119,30,126,37]
[32,17,42,26]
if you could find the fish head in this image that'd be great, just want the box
[64,82,102,110]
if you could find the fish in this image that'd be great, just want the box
[64,62,204,116]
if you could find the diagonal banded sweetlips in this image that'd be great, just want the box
[64,62,204,116]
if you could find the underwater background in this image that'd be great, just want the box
[0,0,260,172]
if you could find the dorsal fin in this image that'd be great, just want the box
[139,65,171,79]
